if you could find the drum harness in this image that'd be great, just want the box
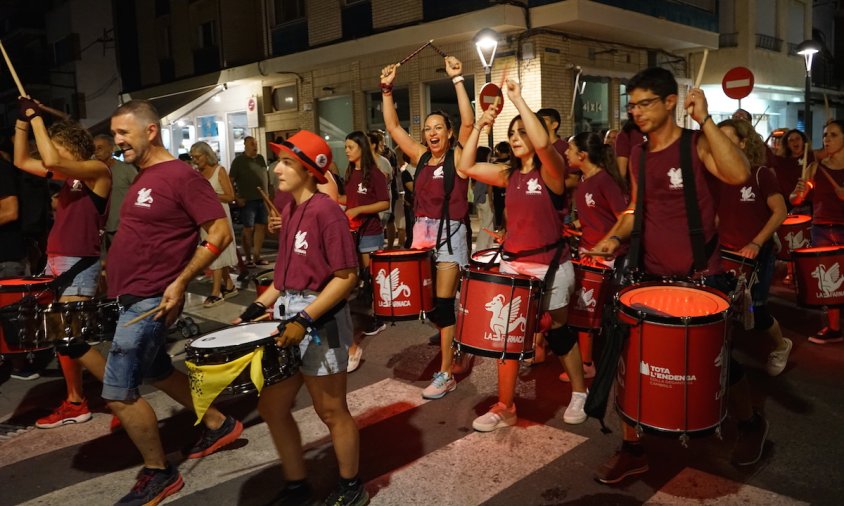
[585,129,730,444]
[415,150,463,254]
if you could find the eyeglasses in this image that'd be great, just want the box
[626,96,663,113]
[190,154,202,160]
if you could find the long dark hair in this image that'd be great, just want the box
[506,114,545,177]
[345,131,376,189]
[571,131,628,193]
[779,128,807,158]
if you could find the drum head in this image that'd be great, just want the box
[190,322,278,348]
[0,277,54,291]
[783,214,811,226]
[619,285,729,319]
[471,249,501,263]
[371,248,431,261]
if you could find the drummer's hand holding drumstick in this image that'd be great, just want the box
[589,235,622,261]
[737,242,761,260]
[444,56,463,79]
[791,178,812,205]
[683,87,710,126]
[267,214,282,234]
[157,279,187,327]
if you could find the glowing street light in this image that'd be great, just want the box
[797,39,822,140]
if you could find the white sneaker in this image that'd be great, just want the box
[559,362,596,383]
[347,346,363,373]
[422,372,456,399]
[472,402,517,432]
[564,391,588,424]
[766,338,792,376]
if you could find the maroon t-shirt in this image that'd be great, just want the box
[717,166,780,250]
[107,160,225,297]
[575,170,629,251]
[615,128,646,159]
[553,137,576,220]
[413,154,469,221]
[273,190,294,216]
[345,167,389,236]
[503,168,569,265]
[273,193,358,292]
[812,164,844,224]
[771,152,813,198]
[631,130,722,276]
[47,179,107,257]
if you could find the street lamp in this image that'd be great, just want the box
[474,28,499,147]
[797,39,822,141]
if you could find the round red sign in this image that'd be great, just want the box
[247,97,256,112]
[479,83,504,115]
[722,67,754,100]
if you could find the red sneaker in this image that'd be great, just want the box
[110,415,123,433]
[185,416,244,459]
[36,399,93,429]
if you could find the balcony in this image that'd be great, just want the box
[756,34,782,52]
[271,18,309,57]
[719,32,738,48]
[342,1,373,39]
[591,0,718,32]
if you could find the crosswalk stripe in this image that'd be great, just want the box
[365,423,587,505]
[16,379,427,505]
[645,467,809,505]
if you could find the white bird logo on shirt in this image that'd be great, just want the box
[585,193,596,207]
[433,166,444,179]
[667,168,684,189]
[740,186,756,202]
[135,188,153,207]
[812,263,844,297]
[375,268,411,303]
[526,178,542,194]
[357,182,368,194]
[294,231,309,254]
[485,294,527,340]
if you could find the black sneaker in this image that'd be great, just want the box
[808,327,844,344]
[267,481,315,506]
[732,411,769,466]
[324,481,369,506]
[362,319,386,336]
[10,367,40,381]
[595,445,649,484]
[185,415,244,459]
[116,465,184,505]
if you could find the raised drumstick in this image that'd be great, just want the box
[0,39,26,97]
[429,42,448,58]
[257,186,280,218]
[686,49,708,116]
[381,40,434,78]
[801,146,811,181]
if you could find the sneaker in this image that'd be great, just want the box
[347,346,363,373]
[267,481,314,506]
[422,372,456,400]
[222,286,239,299]
[36,399,93,429]
[116,465,184,505]
[10,368,40,381]
[450,352,474,376]
[324,480,369,506]
[808,327,844,344]
[203,295,224,308]
[595,445,649,484]
[563,391,588,425]
[362,319,386,336]
[185,415,244,459]
[559,362,597,383]
[732,411,769,466]
[472,402,517,432]
[110,415,123,433]
[766,338,792,376]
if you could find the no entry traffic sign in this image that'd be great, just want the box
[479,82,504,115]
[722,67,755,100]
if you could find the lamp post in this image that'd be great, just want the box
[474,28,499,148]
[797,39,822,142]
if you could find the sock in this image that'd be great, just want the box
[340,476,361,489]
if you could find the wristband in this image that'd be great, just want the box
[380,82,394,94]
[701,114,713,126]
[473,125,482,133]
[609,235,622,244]
[239,302,266,322]
[452,75,464,85]
[750,241,762,249]
[45,171,53,179]
[199,240,221,256]
[298,310,314,323]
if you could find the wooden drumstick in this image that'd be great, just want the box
[0,39,26,98]
[585,249,616,258]
[429,42,448,58]
[123,305,164,327]
[686,48,708,116]
[801,147,811,181]
[569,66,582,120]
[257,186,280,218]
[253,312,271,322]
[381,40,433,78]
[824,93,831,125]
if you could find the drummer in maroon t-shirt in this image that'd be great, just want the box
[716,119,790,374]
[592,67,768,483]
[104,100,241,505]
[14,99,110,430]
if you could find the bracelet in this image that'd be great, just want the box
[750,241,762,249]
[380,82,394,94]
[15,126,27,132]
[452,75,464,85]
[473,125,482,133]
[701,114,713,126]
[239,302,266,322]
[609,235,622,244]
[45,170,53,179]
[199,240,221,256]
[298,310,314,323]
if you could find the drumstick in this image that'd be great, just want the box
[257,186,280,218]
[569,66,582,120]
[123,305,164,327]
[686,49,708,116]
[429,42,448,58]
[0,40,26,97]
[253,312,271,322]
[801,147,811,181]
[482,228,504,243]
[585,249,616,258]
[381,40,433,78]
[824,93,831,125]
[563,226,583,237]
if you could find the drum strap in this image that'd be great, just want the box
[626,142,648,272]
[677,129,710,274]
[417,150,458,254]
[50,256,99,298]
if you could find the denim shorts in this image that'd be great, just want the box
[241,199,269,227]
[44,255,100,297]
[499,259,575,311]
[274,291,353,377]
[358,233,384,254]
[411,217,469,266]
[101,296,174,401]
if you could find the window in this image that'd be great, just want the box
[272,84,298,112]
[198,20,217,48]
[274,0,305,24]
[574,77,609,135]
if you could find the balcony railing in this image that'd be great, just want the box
[756,34,782,52]
[719,32,738,48]
[787,42,799,56]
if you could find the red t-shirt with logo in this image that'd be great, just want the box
[631,130,722,276]
[771,152,813,198]
[345,166,389,236]
[553,137,576,221]
[47,178,107,257]
[575,170,629,251]
[717,166,780,250]
[107,160,225,297]
[413,154,469,221]
[812,164,844,224]
[615,128,646,159]
[274,189,293,215]
[273,192,358,292]
[503,167,569,264]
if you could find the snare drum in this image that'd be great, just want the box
[568,260,612,331]
[719,249,757,281]
[469,248,501,271]
[776,214,811,260]
[454,268,543,360]
[253,269,274,297]
[185,322,302,396]
[615,282,730,435]
[792,245,844,306]
[370,249,434,320]
[39,300,102,344]
[0,277,55,353]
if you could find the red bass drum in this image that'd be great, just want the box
[370,249,434,320]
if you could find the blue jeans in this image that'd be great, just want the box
[411,217,469,266]
[44,255,100,297]
[101,297,174,401]
[240,199,268,227]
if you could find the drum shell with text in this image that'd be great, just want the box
[792,246,844,306]
[775,214,811,260]
[185,322,302,396]
[0,277,55,353]
[719,249,757,280]
[370,249,434,320]
[455,268,542,360]
[568,260,612,331]
[615,283,730,435]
